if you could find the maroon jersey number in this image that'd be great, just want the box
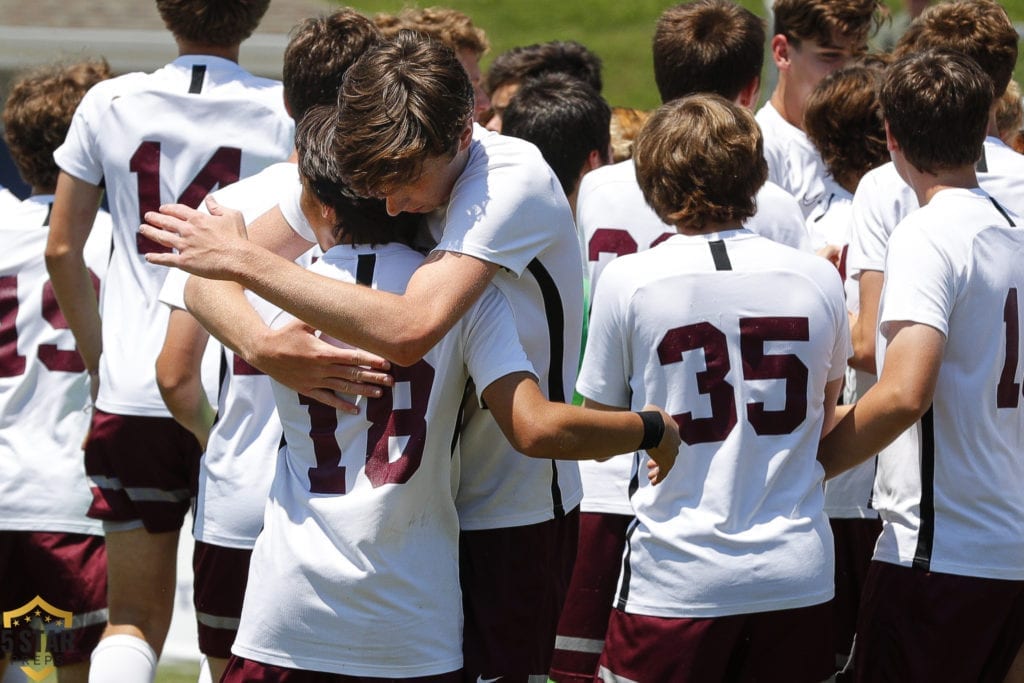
[300,359,435,494]
[658,317,810,445]
[0,271,101,377]
[587,227,673,263]
[130,142,242,254]
[998,287,1021,408]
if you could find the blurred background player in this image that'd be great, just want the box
[502,72,612,214]
[484,40,603,132]
[44,1,294,680]
[608,107,649,164]
[758,0,882,216]
[802,57,889,673]
[153,10,379,682]
[0,58,112,683]
[585,93,847,682]
[819,49,1024,682]
[373,6,491,122]
[995,80,1024,155]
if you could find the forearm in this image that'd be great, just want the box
[156,309,215,449]
[159,379,215,450]
[849,270,882,374]
[185,275,267,362]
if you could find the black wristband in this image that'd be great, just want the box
[637,410,665,450]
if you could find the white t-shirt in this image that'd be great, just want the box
[0,195,112,535]
[873,188,1024,580]
[0,187,19,211]
[575,159,812,515]
[159,163,308,547]
[54,55,293,417]
[579,229,849,617]
[805,180,879,519]
[278,127,586,529]
[756,101,829,219]
[233,242,533,677]
[848,137,1024,278]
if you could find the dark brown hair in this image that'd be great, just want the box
[635,94,766,231]
[374,7,488,58]
[773,0,883,50]
[4,59,112,190]
[486,40,602,95]
[156,0,269,47]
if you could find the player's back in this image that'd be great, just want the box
[0,195,112,533]
[580,229,849,617]
[54,56,293,417]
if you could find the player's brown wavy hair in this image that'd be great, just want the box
[374,7,489,58]
[894,0,1017,98]
[3,59,112,191]
[634,94,766,232]
[156,0,269,47]
[804,57,889,192]
[333,31,473,197]
[773,0,884,50]
[882,50,993,175]
[283,9,381,121]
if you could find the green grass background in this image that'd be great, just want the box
[152,1,1022,680]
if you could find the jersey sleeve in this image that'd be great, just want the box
[433,139,571,277]
[878,221,953,339]
[53,86,107,186]
[158,267,189,310]
[576,257,633,408]
[846,165,915,276]
[462,285,537,399]
[820,263,854,383]
[277,180,318,244]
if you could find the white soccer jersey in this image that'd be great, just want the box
[579,229,849,617]
[0,195,112,534]
[574,159,812,515]
[848,137,1024,278]
[806,183,878,519]
[756,101,829,219]
[0,187,19,211]
[159,163,307,547]
[233,243,533,677]
[873,188,1024,580]
[431,126,585,530]
[54,55,293,417]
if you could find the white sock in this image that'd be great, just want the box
[88,634,158,683]
[196,655,212,683]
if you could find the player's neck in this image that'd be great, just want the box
[677,219,743,237]
[910,166,979,206]
[769,82,803,131]
[174,39,240,63]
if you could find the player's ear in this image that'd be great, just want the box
[771,34,791,71]
[884,120,899,153]
[458,119,473,152]
[736,76,761,109]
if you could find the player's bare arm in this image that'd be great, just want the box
[481,372,680,484]
[45,171,104,375]
[849,269,883,374]
[818,321,944,479]
[156,309,215,449]
[143,196,501,366]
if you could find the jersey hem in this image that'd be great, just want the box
[622,589,834,619]
[457,492,583,530]
[871,554,1024,581]
[230,643,462,678]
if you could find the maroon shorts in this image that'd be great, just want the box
[598,602,834,683]
[84,409,202,533]
[830,516,882,658]
[853,561,1024,682]
[0,531,107,666]
[459,508,580,682]
[549,511,631,683]
[221,655,461,682]
[193,540,252,659]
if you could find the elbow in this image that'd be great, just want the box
[387,327,440,367]
[884,385,932,425]
[155,357,195,407]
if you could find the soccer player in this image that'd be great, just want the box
[142,32,587,682]
[373,7,491,122]
[153,11,379,681]
[0,58,112,683]
[484,40,603,133]
[847,0,1024,374]
[584,93,847,683]
[502,72,612,214]
[818,49,1024,682]
[222,103,678,681]
[44,1,294,679]
[802,58,889,670]
[757,0,881,216]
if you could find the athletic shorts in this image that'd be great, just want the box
[830,516,882,659]
[459,507,580,682]
[598,602,834,683]
[0,531,107,666]
[84,409,201,533]
[853,561,1024,683]
[193,541,252,659]
[549,511,631,683]
[221,655,461,682]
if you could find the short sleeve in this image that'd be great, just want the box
[277,180,318,244]
[846,165,916,276]
[576,258,633,408]
[463,285,537,398]
[53,88,105,186]
[158,267,189,310]
[879,222,953,339]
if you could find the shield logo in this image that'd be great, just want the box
[2,596,73,682]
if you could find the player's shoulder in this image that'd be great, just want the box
[468,125,552,186]
[579,159,638,194]
[756,180,802,215]
[212,162,298,205]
